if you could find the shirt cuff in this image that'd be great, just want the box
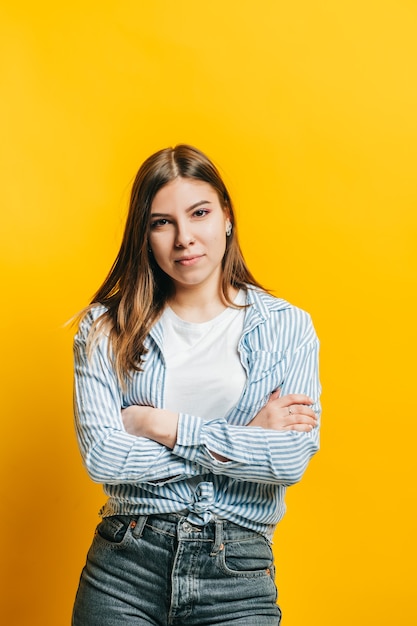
[173,413,204,461]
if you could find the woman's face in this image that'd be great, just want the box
[148,177,230,294]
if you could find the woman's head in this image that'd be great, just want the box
[124,145,234,284]
[148,176,232,296]
[113,144,255,302]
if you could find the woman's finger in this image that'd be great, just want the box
[269,388,281,401]
[281,404,317,420]
[283,423,316,432]
[274,393,314,407]
[282,413,317,426]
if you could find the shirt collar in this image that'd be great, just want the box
[245,286,291,322]
[148,286,291,349]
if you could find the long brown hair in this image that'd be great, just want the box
[85,144,264,385]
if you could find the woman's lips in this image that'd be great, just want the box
[175,255,204,266]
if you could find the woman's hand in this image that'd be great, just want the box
[247,390,318,432]
[121,406,179,448]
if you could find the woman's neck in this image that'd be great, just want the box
[168,284,238,323]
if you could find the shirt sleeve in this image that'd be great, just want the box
[73,311,208,485]
[173,321,321,486]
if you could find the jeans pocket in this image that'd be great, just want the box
[217,536,275,578]
[95,516,133,548]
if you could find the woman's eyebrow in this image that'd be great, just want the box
[151,200,212,217]
[186,200,212,213]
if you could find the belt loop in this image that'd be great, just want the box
[210,518,224,556]
[130,515,148,539]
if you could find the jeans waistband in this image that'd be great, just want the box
[141,512,265,552]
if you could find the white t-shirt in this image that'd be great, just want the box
[161,290,247,421]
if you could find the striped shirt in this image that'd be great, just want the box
[73,287,321,541]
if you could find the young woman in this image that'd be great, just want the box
[72,144,321,626]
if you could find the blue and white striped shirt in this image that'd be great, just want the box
[74,287,321,541]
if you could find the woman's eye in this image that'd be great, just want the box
[193,209,209,218]
[150,219,169,229]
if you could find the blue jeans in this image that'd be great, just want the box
[72,513,281,625]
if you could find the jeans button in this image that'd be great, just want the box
[182,522,192,533]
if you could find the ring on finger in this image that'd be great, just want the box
[288,407,293,416]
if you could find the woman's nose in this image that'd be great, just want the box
[175,224,195,248]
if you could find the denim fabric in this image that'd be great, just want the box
[72,514,281,625]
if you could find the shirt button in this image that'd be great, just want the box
[182,522,192,533]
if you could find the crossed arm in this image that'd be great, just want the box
[122,390,318,455]
[74,308,320,485]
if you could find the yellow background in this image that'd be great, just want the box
[1,1,416,624]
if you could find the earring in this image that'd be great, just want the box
[226,221,232,237]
